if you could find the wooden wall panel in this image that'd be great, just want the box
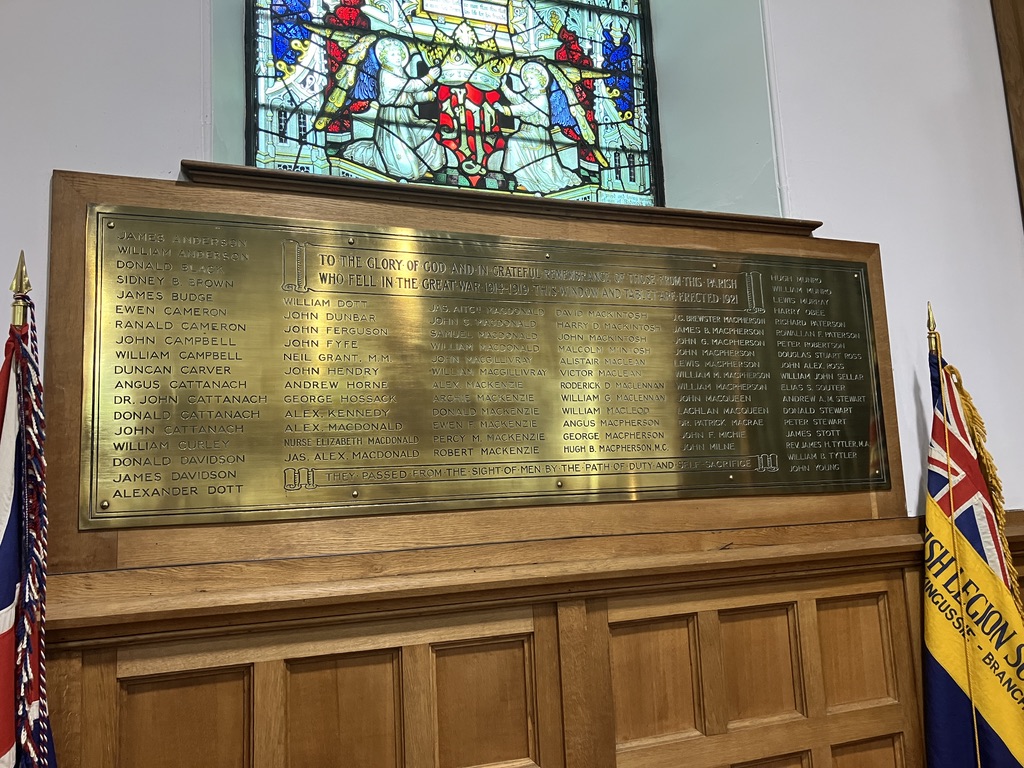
[719,605,805,727]
[254,661,286,768]
[831,734,903,768]
[732,753,810,768]
[286,651,402,768]
[44,561,927,768]
[118,667,251,768]
[48,651,83,768]
[532,603,566,768]
[605,570,922,768]
[609,615,702,743]
[52,606,570,768]
[435,638,535,768]
[42,505,933,768]
[817,594,896,712]
[558,600,616,768]
[81,650,117,768]
[402,644,438,768]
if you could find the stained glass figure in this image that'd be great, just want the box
[248,0,662,205]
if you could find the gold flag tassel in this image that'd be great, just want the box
[944,361,1024,616]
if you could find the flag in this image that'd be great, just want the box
[0,292,54,768]
[924,336,1024,767]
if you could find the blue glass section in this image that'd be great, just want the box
[350,48,379,102]
[603,30,634,120]
[549,82,575,131]
[270,0,312,76]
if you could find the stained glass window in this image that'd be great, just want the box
[248,0,663,205]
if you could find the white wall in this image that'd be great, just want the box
[0,1,1020,513]
[0,0,213,341]
[764,1,1024,513]
[652,0,781,216]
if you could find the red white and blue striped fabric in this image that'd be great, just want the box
[0,328,21,768]
[0,298,54,768]
[927,358,1011,585]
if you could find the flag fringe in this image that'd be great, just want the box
[947,363,1024,615]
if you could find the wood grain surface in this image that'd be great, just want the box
[40,168,927,767]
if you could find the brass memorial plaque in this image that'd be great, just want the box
[82,205,889,527]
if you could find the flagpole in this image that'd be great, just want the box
[926,302,938,357]
[7,253,56,766]
[928,303,983,768]
[10,251,30,327]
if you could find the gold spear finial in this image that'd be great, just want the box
[11,251,31,327]
[927,302,939,355]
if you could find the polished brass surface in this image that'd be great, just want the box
[81,205,889,528]
[928,302,939,356]
[11,251,30,327]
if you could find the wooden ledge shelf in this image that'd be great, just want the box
[47,520,924,646]
[179,160,824,237]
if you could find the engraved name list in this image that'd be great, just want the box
[82,206,889,527]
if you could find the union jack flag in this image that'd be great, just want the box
[0,295,54,768]
[927,352,1012,589]
[924,344,1024,767]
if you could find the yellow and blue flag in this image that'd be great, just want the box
[925,338,1024,767]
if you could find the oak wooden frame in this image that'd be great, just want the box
[47,519,931,768]
[46,164,905,580]
[43,165,922,767]
[992,0,1024,222]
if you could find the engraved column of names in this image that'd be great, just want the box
[86,207,888,527]
[104,226,258,505]
[668,272,771,476]
[281,247,416,487]
[771,271,873,477]
[422,260,547,473]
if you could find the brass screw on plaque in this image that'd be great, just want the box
[100,501,110,510]
[107,221,115,229]
[352,490,359,498]
[556,481,563,489]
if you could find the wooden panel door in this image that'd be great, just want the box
[605,571,921,768]
[58,605,563,768]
